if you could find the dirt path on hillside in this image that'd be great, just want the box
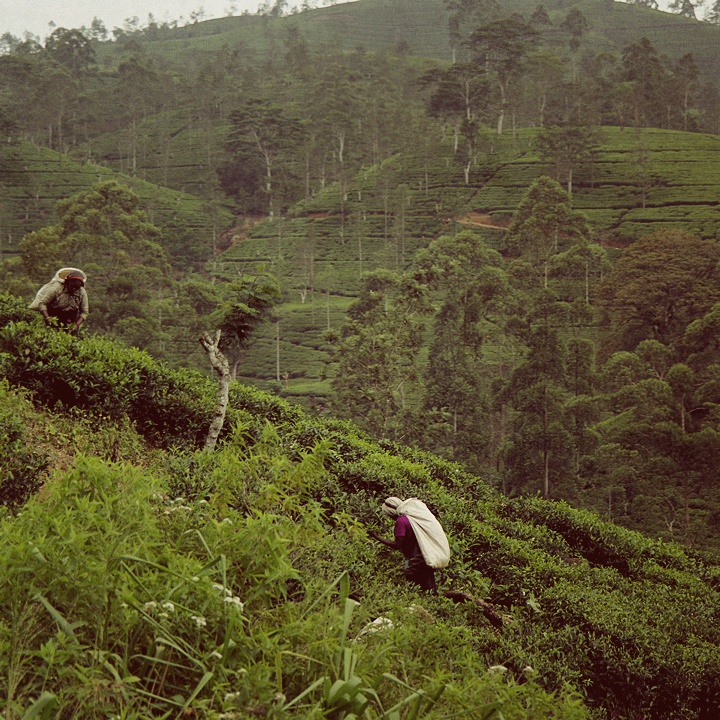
[458,212,508,231]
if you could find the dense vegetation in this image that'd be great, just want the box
[2,293,720,719]
[5,2,720,715]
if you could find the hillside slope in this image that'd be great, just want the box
[0,141,233,264]
[215,126,720,403]
[1,292,720,719]
[96,0,720,75]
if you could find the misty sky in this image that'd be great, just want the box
[0,0,680,41]
[0,0,267,39]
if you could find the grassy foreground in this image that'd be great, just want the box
[1,294,720,719]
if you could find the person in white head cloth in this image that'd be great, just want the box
[29,268,89,333]
[368,496,450,593]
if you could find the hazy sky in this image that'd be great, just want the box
[0,0,269,39]
[0,0,680,41]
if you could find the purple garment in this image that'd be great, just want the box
[394,515,420,559]
[394,514,436,592]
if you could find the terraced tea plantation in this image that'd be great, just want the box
[219,126,720,403]
[0,141,233,266]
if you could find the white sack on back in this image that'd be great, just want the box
[397,498,450,569]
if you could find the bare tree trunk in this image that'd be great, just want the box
[199,330,231,452]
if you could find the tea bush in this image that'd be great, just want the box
[4,291,720,718]
[0,453,590,719]
[0,381,48,510]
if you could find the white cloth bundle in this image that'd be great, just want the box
[396,498,451,569]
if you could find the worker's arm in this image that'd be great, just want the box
[30,283,58,325]
[368,529,402,550]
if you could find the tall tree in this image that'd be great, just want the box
[414,231,510,471]
[620,37,670,127]
[468,15,540,135]
[44,27,95,80]
[330,270,429,439]
[598,229,720,355]
[535,125,603,196]
[505,176,590,289]
[501,291,576,499]
[220,99,304,216]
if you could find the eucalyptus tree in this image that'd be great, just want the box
[535,125,603,197]
[414,230,511,472]
[220,99,305,216]
[620,37,670,128]
[444,0,500,64]
[44,28,96,80]
[467,15,540,135]
[500,177,600,497]
[505,176,590,289]
[501,290,576,499]
[422,63,489,154]
[330,269,430,440]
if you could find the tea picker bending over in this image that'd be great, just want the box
[368,496,450,593]
[30,268,89,332]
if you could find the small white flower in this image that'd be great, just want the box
[161,601,175,613]
[191,615,207,628]
[158,612,169,619]
[488,665,508,675]
[224,596,244,611]
[191,576,200,583]
[224,692,241,702]
[143,602,157,613]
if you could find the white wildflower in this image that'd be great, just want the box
[224,692,241,702]
[224,596,244,611]
[191,615,207,628]
[158,612,169,619]
[488,665,508,675]
[161,601,175,613]
[143,602,157,613]
[191,576,200,583]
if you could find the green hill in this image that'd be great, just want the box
[216,126,720,403]
[0,141,234,266]
[96,0,720,75]
[1,292,720,719]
